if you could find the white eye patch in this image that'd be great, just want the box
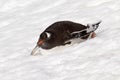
[45,32,51,38]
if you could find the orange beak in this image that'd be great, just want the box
[38,40,44,46]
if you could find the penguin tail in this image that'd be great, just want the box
[87,21,102,33]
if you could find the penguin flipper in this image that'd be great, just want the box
[62,41,71,45]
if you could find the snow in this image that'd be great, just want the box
[0,0,120,80]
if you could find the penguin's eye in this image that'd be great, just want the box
[45,32,51,39]
[40,32,51,40]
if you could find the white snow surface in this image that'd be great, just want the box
[0,0,120,80]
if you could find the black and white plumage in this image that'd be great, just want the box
[70,21,101,39]
[31,21,101,55]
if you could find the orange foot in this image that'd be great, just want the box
[91,32,96,38]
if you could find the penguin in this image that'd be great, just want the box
[31,21,101,55]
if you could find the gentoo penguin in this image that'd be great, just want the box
[31,21,101,55]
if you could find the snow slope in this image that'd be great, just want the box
[0,0,120,80]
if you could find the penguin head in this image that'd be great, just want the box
[37,31,57,49]
[40,32,51,40]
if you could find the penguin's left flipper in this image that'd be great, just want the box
[62,41,71,45]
